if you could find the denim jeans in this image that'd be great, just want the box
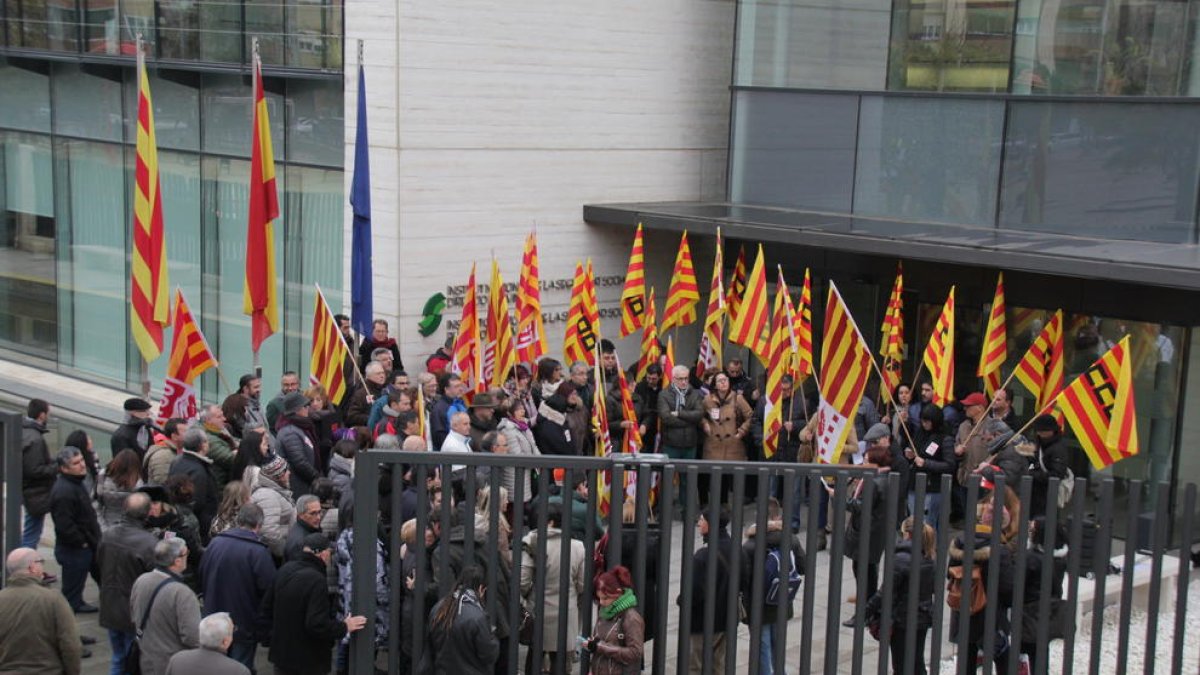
[107,630,135,675]
[759,624,787,675]
[22,512,45,549]
[906,492,943,532]
[54,544,93,610]
[228,639,258,674]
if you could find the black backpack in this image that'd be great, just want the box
[764,547,802,605]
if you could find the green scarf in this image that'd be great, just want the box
[601,588,637,621]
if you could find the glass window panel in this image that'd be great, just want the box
[999,101,1200,243]
[52,64,123,142]
[10,0,50,48]
[245,0,285,66]
[1013,0,1200,96]
[285,0,341,69]
[0,65,52,133]
[0,132,57,360]
[286,79,343,166]
[282,165,343,376]
[55,139,127,383]
[197,0,242,63]
[45,0,80,51]
[121,0,155,54]
[735,0,891,89]
[156,0,199,59]
[854,96,1004,226]
[730,90,857,212]
[887,0,1017,92]
[202,74,286,160]
[83,0,119,54]
[122,72,201,152]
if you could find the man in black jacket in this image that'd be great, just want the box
[50,447,101,613]
[21,398,56,556]
[263,533,365,675]
[683,506,737,674]
[97,491,158,672]
[111,397,155,462]
[169,428,220,538]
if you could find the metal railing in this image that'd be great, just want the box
[1,411,23,585]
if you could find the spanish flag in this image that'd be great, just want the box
[618,224,647,338]
[1052,335,1139,469]
[243,52,279,353]
[977,273,1007,398]
[921,288,955,407]
[130,46,170,363]
[728,244,770,365]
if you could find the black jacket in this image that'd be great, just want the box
[947,528,1014,644]
[169,452,219,537]
[420,589,499,675]
[50,472,101,550]
[532,394,576,456]
[740,526,806,625]
[430,525,512,639]
[21,417,56,517]
[865,540,935,630]
[903,408,956,494]
[632,379,661,451]
[97,519,158,632]
[276,416,320,498]
[284,519,322,561]
[263,553,348,675]
[1030,432,1072,518]
[111,418,153,462]
[682,531,737,635]
[845,471,894,565]
[656,385,706,450]
[750,395,806,462]
[199,528,277,643]
[429,394,463,450]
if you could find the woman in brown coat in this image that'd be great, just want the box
[700,373,753,505]
[585,565,644,675]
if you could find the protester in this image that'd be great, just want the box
[21,398,57,553]
[144,418,186,486]
[97,492,159,675]
[701,372,753,505]
[164,613,250,675]
[163,475,205,580]
[683,506,737,674]
[358,319,403,373]
[902,404,956,530]
[209,481,251,539]
[585,565,645,675]
[991,387,1018,430]
[533,357,565,406]
[842,433,894,626]
[231,430,270,485]
[865,517,936,675]
[533,381,578,455]
[633,362,663,451]
[285,494,325,561]
[467,392,499,448]
[740,498,804,675]
[129,537,201,675]
[221,393,251,440]
[520,503,585,673]
[199,404,238,487]
[953,392,992,519]
[245,460,295,561]
[425,335,454,375]
[0,548,82,674]
[420,565,498,675]
[346,361,387,428]
[429,372,467,449]
[236,374,268,434]
[169,427,220,537]
[659,365,705,509]
[496,400,539,502]
[199,504,276,672]
[948,497,1015,672]
[97,449,142,531]
[372,389,413,440]
[306,384,342,470]
[264,371,302,431]
[275,391,321,498]
[334,505,390,672]
[50,446,102,613]
[1029,414,1072,519]
[1019,516,1069,674]
[112,397,155,461]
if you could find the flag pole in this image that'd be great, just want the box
[959,367,1022,447]
[250,36,262,380]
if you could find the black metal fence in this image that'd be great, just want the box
[1,411,23,584]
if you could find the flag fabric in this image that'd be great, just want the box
[636,288,661,381]
[452,264,481,391]
[792,268,814,384]
[619,224,647,338]
[584,259,600,336]
[1014,309,1064,414]
[879,264,904,400]
[593,358,615,517]
[415,385,433,450]
[696,228,725,379]
[564,261,598,366]
[978,273,1007,398]
[130,48,170,363]
[922,288,956,407]
[349,59,373,338]
[310,285,351,406]
[157,289,217,424]
[662,336,676,378]
[660,231,700,333]
[728,244,770,365]
[725,246,747,326]
[482,259,516,388]
[515,232,547,363]
[762,269,792,459]
[616,361,642,453]
[1052,336,1139,469]
[815,282,873,464]
[243,54,280,353]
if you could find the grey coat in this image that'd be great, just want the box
[165,647,250,675]
[129,569,201,675]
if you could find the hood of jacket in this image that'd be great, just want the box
[329,453,354,479]
[22,416,47,434]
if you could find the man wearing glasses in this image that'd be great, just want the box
[129,538,201,675]
[0,548,82,672]
[657,365,706,513]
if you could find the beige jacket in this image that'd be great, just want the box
[701,391,753,461]
[520,527,586,651]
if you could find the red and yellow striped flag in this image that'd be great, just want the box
[636,288,660,381]
[310,285,350,405]
[593,357,615,517]
[616,358,642,453]
[415,384,430,448]
[660,231,700,333]
[922,288,956,407]
[696,228,725,379]
[662,335,676,378]
[564,261,597,366]
[792,267,814,384]
[619,224,647,338]
[515,232,547,363]
[483,258,516,388]
[978,273,1007,398]
[728,244,770,365]
[243,53,279,353]
[1014,309,1064,414]
[157,289,216,424]
[1052,335,1139,469]
[762,268,792,459]
[452,263,481,390]
[815,281,872,464]
[130,48,170,363]
[879,264,904,401]
[725,246,747,326]
[585,259,601,340]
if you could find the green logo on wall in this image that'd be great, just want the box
[418,293,446,337]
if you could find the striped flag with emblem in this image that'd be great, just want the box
[1051,335,1139,469]
[661,231,700,333]
[762,268,792,459]
[619,224,647,337]
[815,281,873,464]
[728,244,770,365]
[593,356,615,517]
[1014,308,1064,415]
[696,228,725,379]
[157,288,216,424]
[922,288,956,407]
[310,285,350,406]
[515,232,547,363]
[564,261,597,366]
[978,273,1007,398]
[879,264,904,401]
[637,288,661,381]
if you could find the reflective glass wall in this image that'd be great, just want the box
[0,60,343,400]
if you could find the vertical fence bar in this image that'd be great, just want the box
[1143,481,1169,675]
[609,462,624,570]
[437,461,454,597]
[825,475,849,674]
[581,463,601,673]
[388,466,404,675]
[901,473,929,675]
[507,467,527,674]
[1087,479,1115,675]
[1061,476,1088,675]
[747,467,769,675]
[555,468,576,675]
[850,472,875,675]
[412,463,430,672]
[652,463,676,675]
[1172,484,1195,675]
[484,469,500,630]
[1116,480,1144,675]
[675,465,699,675]
[350,453,381,673]
[930,474,953,674]
[530,467,550,675]
[876,472,900,675]
[723,468,746,675]
[1034,476,1060,675]
[979,476,1004,675]
[1,413,23,582]
[956,477,981,675]
[701,466,720,675]
[775,467,796,675]
[1004,476,1033,675]
[798,472,820,675]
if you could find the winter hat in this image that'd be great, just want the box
[262,455,289,481]
[863,423,891,444]
[281,391,310,416]
[1032,414,1060,433]
[124,397,152,412]
[303,532,332,554]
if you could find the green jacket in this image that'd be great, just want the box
[204,425,237,487]
[548,491,605,541]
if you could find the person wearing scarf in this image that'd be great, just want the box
[111,397,156,463]
[586,565,645,675]
[275,392,321,498]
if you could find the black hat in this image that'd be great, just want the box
[124,397,152,412]
[600,339,616,354]
[303,533,332,553]
[281,391,311,416]
[469,392,497,409]
[136,484,169,503]
[1032,414,1060,433]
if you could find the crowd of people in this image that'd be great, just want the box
[4,316,1079,675]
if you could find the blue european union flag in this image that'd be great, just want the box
[350,61,373,337]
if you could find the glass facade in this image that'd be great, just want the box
[0,60,344,399]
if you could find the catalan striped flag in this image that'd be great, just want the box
[514,232,547,363]
[482,258,516,388]
[696,228,725,379]
[1052,335,1139,469]
[1014,308,1064,414]
[309,285,350,405]
[593,357,615,517]
[584,259,601,340]
[415,383,431,449]
[762,268,792,459]
[815,281,872,464]
[619,224,647,337]
[792,267,814,384]
[879,264,904,401]
[729,244,770,365]
[662,335,676,378]
[726,246,747,326]
[452,263,481,390]
[157,289,216,424]
[616,357,642,453]
[922,288,956,407]
[978,273,1007,398]
[636,288,661,381]
[564,261,597,366]
[243,51,280,353]
[661,231,700,333]
[130,47,170,363]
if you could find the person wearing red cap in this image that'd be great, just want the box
[953,392,991,522]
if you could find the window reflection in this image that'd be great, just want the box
[0,132,57,361]
[888,0,1017,92]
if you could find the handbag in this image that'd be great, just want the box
[123,575,176,675]
[517,603,537,645]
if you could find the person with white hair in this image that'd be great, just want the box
[129,537,201,674]
[0,548,82,673]
[168,426,220,535]
[164,612,249,675]
[657,364,706,511]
